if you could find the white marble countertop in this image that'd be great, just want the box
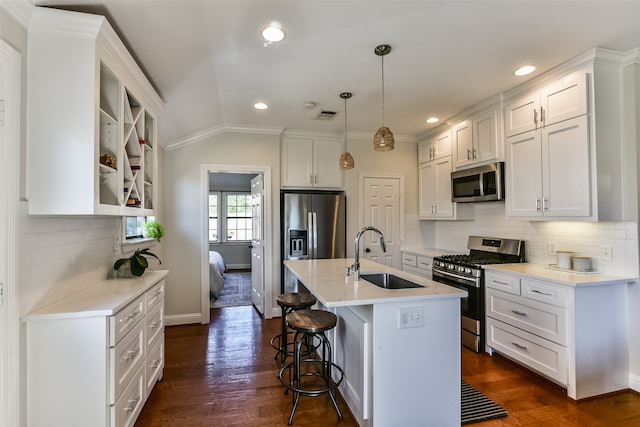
[22,270,170,321]
[401,247,460,257]
[484,263,636,287]
[284,258,466,307]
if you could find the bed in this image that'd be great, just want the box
[209,250,227,299]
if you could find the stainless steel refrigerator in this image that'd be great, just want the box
[281,191,346,293]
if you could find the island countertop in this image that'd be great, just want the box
[284,258,466,307]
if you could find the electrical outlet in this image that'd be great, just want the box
[600,245,613,261]
[398,307,424,329]
[548,242,557,255]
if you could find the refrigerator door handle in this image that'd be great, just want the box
[307,211,314,259]
[311,211,318,258]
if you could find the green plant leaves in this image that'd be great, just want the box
[113,248,161,277]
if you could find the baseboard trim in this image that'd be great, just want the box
[226,263,250,270]
[164,313,203,326]
[630,373,640,393]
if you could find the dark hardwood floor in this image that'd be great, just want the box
[135,306,640,426]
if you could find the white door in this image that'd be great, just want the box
[250,175,265,314]
[0,39,20,427]
[361,177,402,269]
[506,130,543,217]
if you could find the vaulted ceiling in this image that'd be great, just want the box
[31,0,640,147]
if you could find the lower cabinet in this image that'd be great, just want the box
[24,272,167,427]
[401,252,433,278]
[485,268,629,400]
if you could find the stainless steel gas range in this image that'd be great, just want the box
[432,236,525,352]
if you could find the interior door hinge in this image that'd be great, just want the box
[0,282,4,309]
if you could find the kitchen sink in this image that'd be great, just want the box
[360,273,425,289]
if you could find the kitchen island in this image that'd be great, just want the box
[284,258,467,427]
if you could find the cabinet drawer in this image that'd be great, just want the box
[487,289,567,345]
[110,320,145,404]
[402,265,429,279]
[416,256,432,271]
[111,365,145,427]
[485,271,520,295]
[522,279,567,308]
[146,299,164,350]
[145,338,164,399]
[401,254,417,267]
[111,295,145,346]
[146,280,165,311]
[487,318,567,385]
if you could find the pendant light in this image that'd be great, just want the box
[373,44,395,151]
[339,92,355,170]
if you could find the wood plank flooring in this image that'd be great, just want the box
[135,306,640,426]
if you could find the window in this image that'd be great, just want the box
[208,192,252,243]
[125,216,155,241]
[209,193,219,243]
[226,193,252,241]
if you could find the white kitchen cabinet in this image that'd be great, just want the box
[507,115,590,217]
[281,137,343,188]
[26,7,163,216]
[504,71,588,138]
[418,129,452,164]
[24,271,168,427]
[452,106,500,169]
[485,266,630,400]
[419,156,472,220]
[401,252,433,278]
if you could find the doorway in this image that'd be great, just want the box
[200,165,272,324]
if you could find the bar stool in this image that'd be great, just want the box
[271,293,317,367]
[278,309,344,425]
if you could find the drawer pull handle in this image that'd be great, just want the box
[124,396,141,413]
[531,289,552,296]
[511,342,528,351]
[492,279,511,287]
[124,348,140,361]
[419,262,430,267]
[511,310,527,316]
[151,358,162,369]
[125,311,141,322]
[150,321,161,329]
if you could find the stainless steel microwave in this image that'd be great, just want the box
[451,162,505,202]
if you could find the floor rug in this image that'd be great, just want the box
[461,380,508,424]
[211,272,252,308]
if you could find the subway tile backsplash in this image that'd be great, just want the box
[406,203,639,277]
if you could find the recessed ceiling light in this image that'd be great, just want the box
[426,117,440,124]
[254,102,268,110]
[514,65,536,76]
[262,23,286,43]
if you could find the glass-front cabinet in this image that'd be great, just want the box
[27,7,163,216]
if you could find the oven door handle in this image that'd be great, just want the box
[432,270,480,288]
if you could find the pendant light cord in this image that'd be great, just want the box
[344,96,348,151]
[381,54,385,127]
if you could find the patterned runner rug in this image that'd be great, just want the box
[211,272,252,308]
[461,380,508,424]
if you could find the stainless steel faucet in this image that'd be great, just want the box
[352,226,387,280]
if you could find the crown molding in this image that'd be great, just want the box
[1,0,33,28]
[164,124,285,151]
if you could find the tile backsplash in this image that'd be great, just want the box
[18,202,121,315]
[405,202,639,277]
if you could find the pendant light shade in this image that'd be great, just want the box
[339,92,355,170]
[373,44,395,151]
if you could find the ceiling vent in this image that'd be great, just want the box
[315,110,337,120]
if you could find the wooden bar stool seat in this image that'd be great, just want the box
[278,309,344,425]
[270,292,317,368]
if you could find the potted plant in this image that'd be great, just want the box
[143,219,164,242]
[114,248,161,277]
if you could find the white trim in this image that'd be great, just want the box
[165,124,285,151]
[0,37,21,427]
[164,313,202,326]
[0,0,33,28]
[630,373,640,394]
[200,164,273,324]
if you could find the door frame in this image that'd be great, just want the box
[358,173,405,265]
[0,38,21,427]
[200,164,273,323]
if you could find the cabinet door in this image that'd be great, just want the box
[506,131,543,217]
[434,129,452,159]
[504,92,540,138]
[313,139,343,188]
[418,162,435,219]
[281,138,314,187]
[540,71,588,127]
[542,116,591,217]
[418,140,434,164]
[472,108,499,163]
[433,157,454,218]
[452,120,473,168]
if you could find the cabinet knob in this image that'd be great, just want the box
[365,248,371,253]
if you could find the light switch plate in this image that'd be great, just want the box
[398,306,424,329]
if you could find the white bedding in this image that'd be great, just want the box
[209,250,226,298]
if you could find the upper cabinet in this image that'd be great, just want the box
[418,129,452,163]
[452,104,501,169]
[504,55,630,221]
[281,137,343,188]
[27,7,164,216]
